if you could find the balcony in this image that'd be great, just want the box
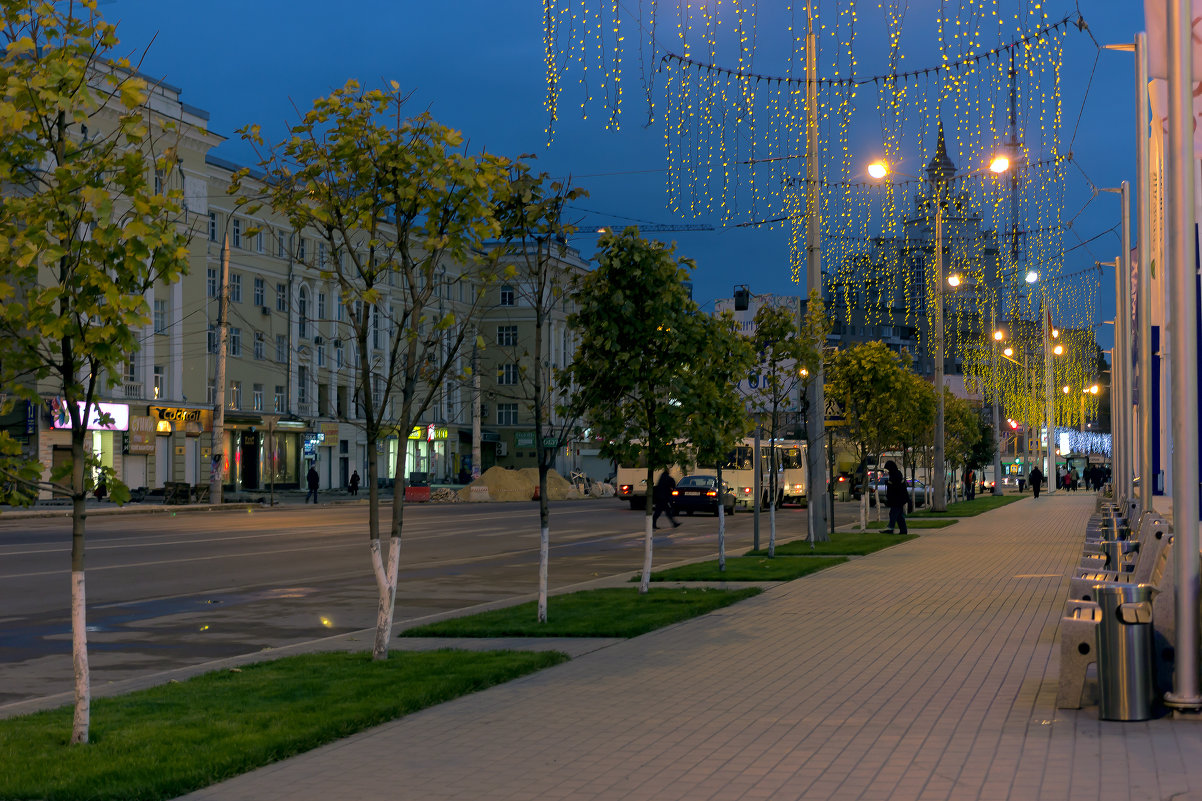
[296,401,314,417]
[121,381,144,400]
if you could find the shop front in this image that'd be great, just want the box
[404,424,449,485]
[38,400,129,499]
[146,405,211,488]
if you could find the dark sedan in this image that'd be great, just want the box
[671,475,736,516]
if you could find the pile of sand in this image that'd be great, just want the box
[518,468,578,501]
[590,482,615,497]
[430,487,461,503]
[455,466,586,502]
[457,466,533,502]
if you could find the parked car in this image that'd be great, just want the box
[671,474,736,516]
[869,477,927,507]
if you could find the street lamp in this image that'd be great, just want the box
[867,151,1010,511]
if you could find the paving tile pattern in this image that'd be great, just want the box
[180,494,1202,801]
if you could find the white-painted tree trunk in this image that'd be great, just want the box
[70,569,89,744]
[537,524,549,622]
[717,503,727,571]
[640,512,654,593]
[370,536,401,659]
[859,492,868,530]
[768,503,777,557]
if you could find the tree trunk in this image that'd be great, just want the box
[716,464,726,571]
[371,441,407,659]
[69,431,90,745]
[640,463,654,593]
[768,407,778,557]
[537,457,549,623]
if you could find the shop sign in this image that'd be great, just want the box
[303,432,325,457]
[129,416,155,454]
[408,425,449,442]
[50,399,129,431]
[320,422,339,440]
[515,431,536,448]
[25,401,34,435]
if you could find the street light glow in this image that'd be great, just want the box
[989,155,1011,174]
[1063,385,1070,394]
[1053,344,1064,355]
[1025,270,1039,284]
[994,330,1004,341]
[1003,347,1014,357]
[947,274,962,287]
[867,161,888,179]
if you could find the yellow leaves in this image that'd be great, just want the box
[118,78,148,111]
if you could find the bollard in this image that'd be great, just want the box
[1094,583,1156,721]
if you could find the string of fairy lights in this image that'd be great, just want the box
[544,0,1104,432]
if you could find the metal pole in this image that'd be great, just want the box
[804,1,829,541]
[933,202,946,512]
[1164,0,1202,712]
[209,231,229,505]
[1136,33,1155,514]
[753,422,761,551]
[1120,181,1134,505]
[991,308,1004,495]
[1043,296,1055,493]
[1111,255,1129,504]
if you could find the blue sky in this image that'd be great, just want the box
[107,1,1143,344]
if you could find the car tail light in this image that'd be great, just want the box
[838,476,846,482]
[671,490,679,496]
[620,484,632,494]
[742,487,751,494]
[706,490,717,497]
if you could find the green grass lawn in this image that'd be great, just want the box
[911,494,1022,517]
[647,555,847,581]
[400,586,762,638]
[0,649,566,801]
[860,519,956,530]
[753,529,919,556]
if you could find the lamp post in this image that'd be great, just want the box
[867,152,1010,512]
[1064,383,1099,433]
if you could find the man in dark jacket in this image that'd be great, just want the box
[652,471,680,529]
[882,460,908,535]
[1029,465,1044,499]
[306,465,320,503]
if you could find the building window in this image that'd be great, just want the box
[298,287,309,339]
[208,212,217,242]
[256,231,265,254]
[298,366,309,405]
[497,403,518,425]
[298,237,307,261]
[229,327,241,357]
[276,334,287,363]
[318,242,326,269]
[231,218,242,249]
[153,299,167,334]
[372,304,381,349]
[276,282,287,312]
[317,344,326,367]
[207,324,217,354]
[317,292,326,321]
[154,168,164,195]
[278,233,287,258]
[335,345,343,369]
[254,332,265,360]
[252,383,264,411]
[207,268,217,298]
[497,325,518,347]
[274,385,285,412]
[207,382,216,405]
[497,363,519,385]
[500,285,515,306]
[253,277,265,307]
[153,365,164,399]
[229,380,242,409]
[229,272,242,303]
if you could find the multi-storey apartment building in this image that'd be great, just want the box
[13,78,592,498]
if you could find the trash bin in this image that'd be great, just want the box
[1094,583,1156,721]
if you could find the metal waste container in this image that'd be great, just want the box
[1094,583,1155,721]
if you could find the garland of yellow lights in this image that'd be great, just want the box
[545,0,1098,432]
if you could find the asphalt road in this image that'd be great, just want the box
[0,497,865,706]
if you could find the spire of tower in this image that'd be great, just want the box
[925,120,956,186]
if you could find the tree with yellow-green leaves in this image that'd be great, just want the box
[237,81,510,659]
[0,1,191,744]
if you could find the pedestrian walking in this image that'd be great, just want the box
[882,460,908,535]
[652,471,680,529]
[306,465,320,503]
[1029,465,1044,499]
[1069,467,1079,492]
[348,470,360,496]
[965,468,975,501]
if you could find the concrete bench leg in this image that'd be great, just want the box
[1057,608,1100,709]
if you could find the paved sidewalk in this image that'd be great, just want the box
[179,493,1202,801]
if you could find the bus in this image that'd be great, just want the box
[615,438,807,511]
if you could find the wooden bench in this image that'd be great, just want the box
[163,482,190,505]
[192,484,210,503]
